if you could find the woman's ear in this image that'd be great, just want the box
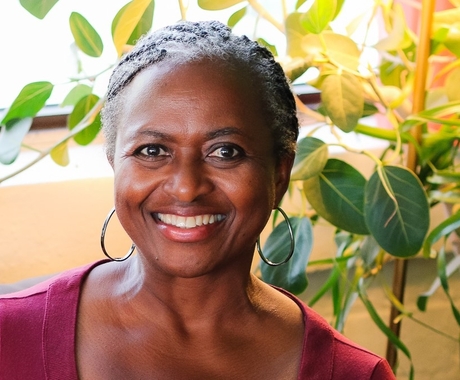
[274,154,295,206]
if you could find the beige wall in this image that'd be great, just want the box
[0,177,134,283]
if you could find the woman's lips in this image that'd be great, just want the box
[155,213,225,229]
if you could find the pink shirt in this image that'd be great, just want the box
[0,261,395,379]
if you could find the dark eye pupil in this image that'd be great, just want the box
[220,147,233,157]
[147,146,160,155]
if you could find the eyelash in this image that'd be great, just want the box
[208,144,244,160]
[135,144,169,159]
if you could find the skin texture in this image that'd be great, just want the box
[76,60,303,379]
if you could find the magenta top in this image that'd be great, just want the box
[0,261,394,379]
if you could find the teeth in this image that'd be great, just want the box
[157,213,224,229]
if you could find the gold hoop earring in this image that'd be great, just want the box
[256,207,295,267]
[100,207,135,262]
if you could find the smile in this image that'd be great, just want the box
[156,213,225,229]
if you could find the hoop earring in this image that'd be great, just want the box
[256,207,295,267]
[100,207,135,262]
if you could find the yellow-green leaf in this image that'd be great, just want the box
[198,0,244,10]
[257,38,277,56]
[50,141,70,166]
[61,84,93,107]
[19,0,59,19]
[69,12,103,57]
[68,94,101,145]
[302,31,361,72]
[112,0,154,56]
[321,72,363,132]
[300,0,336,34]
[228,6,246,28]
[2,82,53,125]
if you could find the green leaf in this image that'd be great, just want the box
[261,217,312,295]
[257,38,277,56]
[19,0,59,19]
[69,12,104,57]
[60,84,93,107]
[291,137,328,181]
[1,82,53,125]
[300,0,336,34]
[417,254,460,311]
[308,264,341,307]
[50,141,70,166]
[358,283,414,379]
[423,211,460,258]
[321,72,364,132]
[0,118,33,165]
[198,0,244,10]
[364,166,430,258]
[437,247,460,325]
[286,12,308,58]
[302,31,361,71]
[68,94,101,145]
[112,0,154,56]
[303,159,369,235]
[228,6,246,28]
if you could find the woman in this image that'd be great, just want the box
[0,21,394,379]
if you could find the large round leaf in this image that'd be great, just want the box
[302,31,361,72]
[291,137,328,181]
[364,165,430,257]
[69,12,103,57]
[321,72,364,132]
[261,217,312,295]
[2,82,53,125]
[300,0,336,34]
[303,158,369,235]
[68,94,101,145]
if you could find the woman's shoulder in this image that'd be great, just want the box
[0,261,104,304]
[273,288,395,379]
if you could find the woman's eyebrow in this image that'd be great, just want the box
[135,130,172,140]
[206,127,243,140]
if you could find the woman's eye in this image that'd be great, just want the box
[137,145,168,157]
[209,146,242,159]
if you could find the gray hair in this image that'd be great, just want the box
[101,20,298,162]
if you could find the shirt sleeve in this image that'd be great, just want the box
[370,358,396,379]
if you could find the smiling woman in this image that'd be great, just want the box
[0,20,394,379]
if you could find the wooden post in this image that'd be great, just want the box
[386,0,436,368]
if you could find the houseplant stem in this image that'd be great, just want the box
[385,0,435,368]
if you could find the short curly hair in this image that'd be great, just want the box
[101,20,298,162]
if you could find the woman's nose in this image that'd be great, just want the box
[163,159,214,202]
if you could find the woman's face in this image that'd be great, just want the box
[112,59,293,277]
